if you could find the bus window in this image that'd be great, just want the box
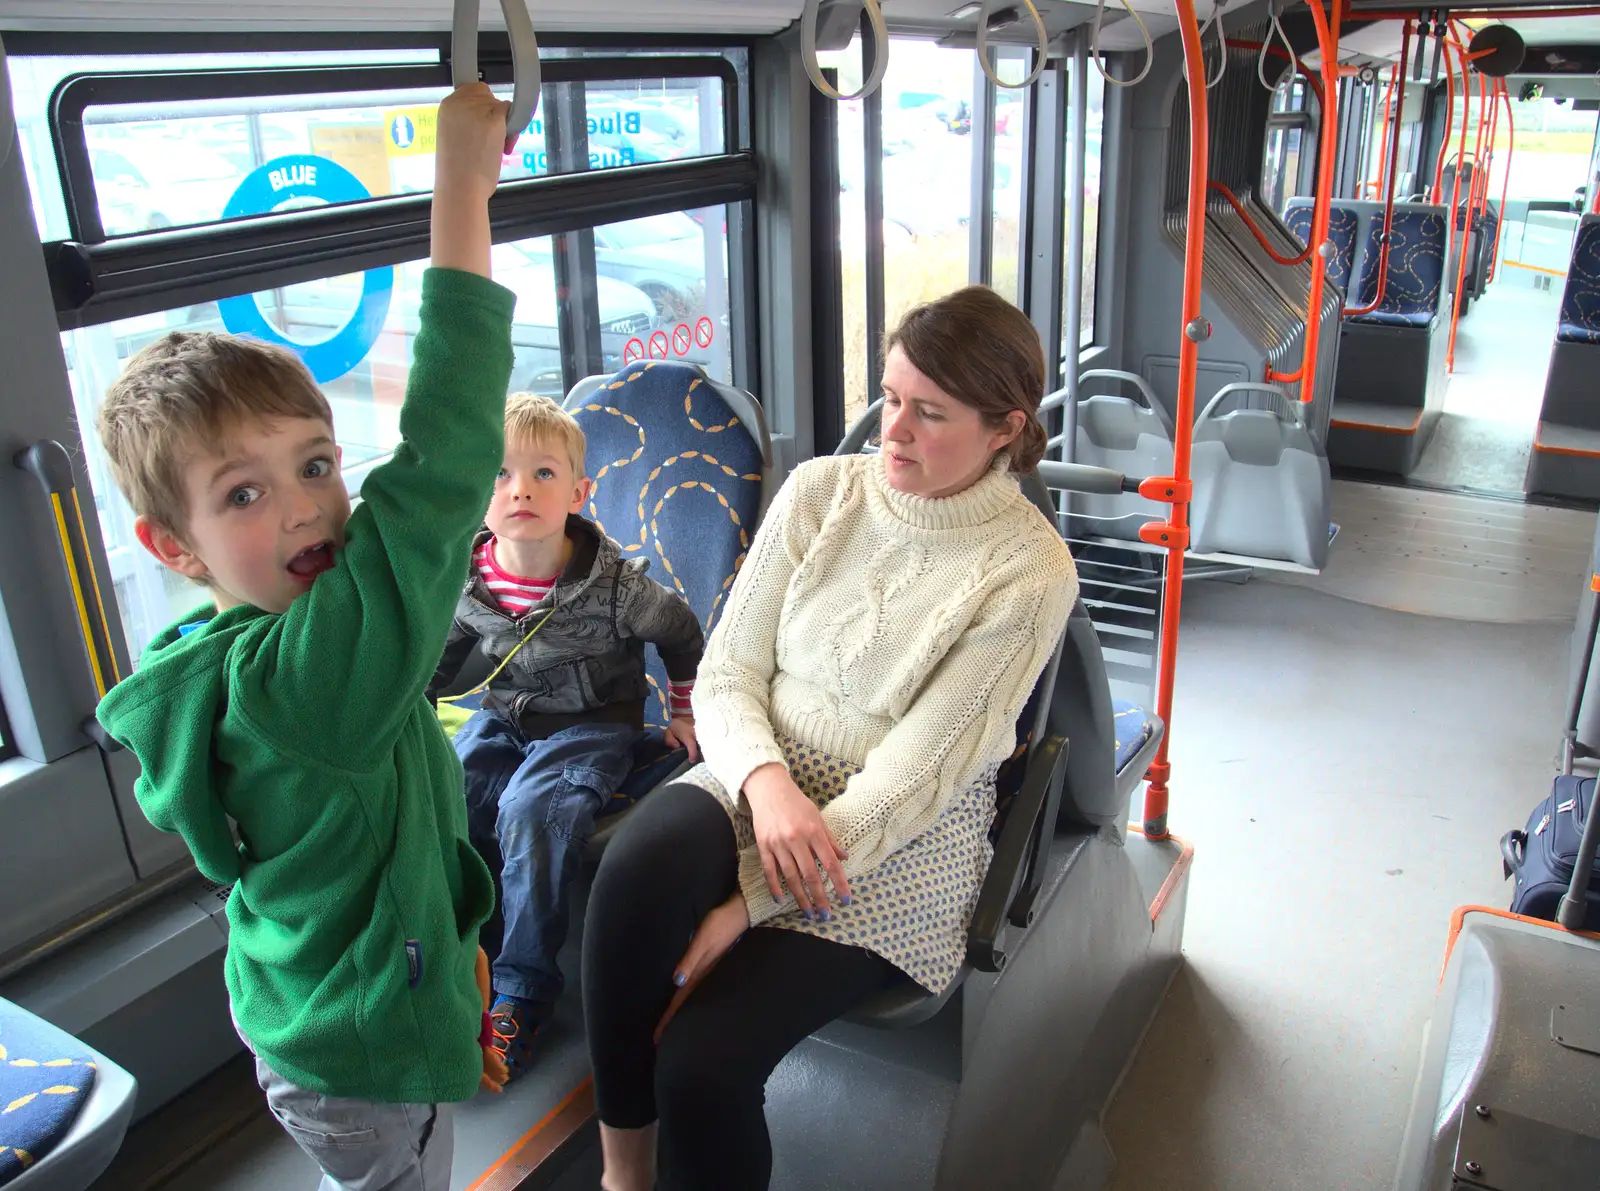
[1069,67,1105,351]
[60,225,682,661]
[834,38,977,424]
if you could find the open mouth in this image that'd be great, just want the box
[286,540,336,581]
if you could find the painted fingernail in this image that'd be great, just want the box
[821,910,833,922]
[842,896,854,906]
[803,910,816,921]
[673,972,687,987]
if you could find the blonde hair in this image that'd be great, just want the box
[504,391,587,478]
[96,331,333,532]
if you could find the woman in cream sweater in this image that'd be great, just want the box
[582,286,1079,1191]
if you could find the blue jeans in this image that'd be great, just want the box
[454,712,642,1003]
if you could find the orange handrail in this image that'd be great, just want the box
[1139,0,1210,840]
[1223,39,1325,106]
[1367,66,1397,197]
[1432,30,1456,202]
[1346,18,1413,318]
[1293,0,1342,411]
[1489,78,1513,283]
[1207,181,1313,265]
[1444,24,1476,372]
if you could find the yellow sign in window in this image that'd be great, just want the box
[383,108,437,158]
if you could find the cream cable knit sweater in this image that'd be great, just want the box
[692,451,1079,926]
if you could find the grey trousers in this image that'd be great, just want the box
[245,1039,454,1191]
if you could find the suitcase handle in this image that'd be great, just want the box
[1501,829,1526,880]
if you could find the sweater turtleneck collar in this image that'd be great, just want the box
[867,451,1019,531]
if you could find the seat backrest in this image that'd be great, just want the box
[1558,214,1600,346]
[1283,198,1360,294]
[1346,201,1448,325]
[565,361,770,729]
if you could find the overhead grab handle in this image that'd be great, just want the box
[453,0,542,140]
[1091,0,1154,87]
[801,0,890,102]
[977,0,1050,91]
[1257,0,1298,90]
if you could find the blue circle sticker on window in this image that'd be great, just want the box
[218,155,393,384]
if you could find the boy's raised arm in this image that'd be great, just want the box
[239,86,518,764]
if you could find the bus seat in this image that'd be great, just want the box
[1526,216,1600,500]
[842,457,1165,1033]
[1052,369,1174,542]
[1187,382,1332,570]
[562,361,772,852]
[1327,202,1452,475]
[0,998,136,1191]
[1283,199,1360,295]
[1557,214,1600,345]
[1346,203,1449,328]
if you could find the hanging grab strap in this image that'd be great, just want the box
[1091,0,1154,87]
[977,0,1051,90]
[801,0,891,102]
[453,0,542,138]
[1257,0,1299,91]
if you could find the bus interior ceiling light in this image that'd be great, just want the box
[452,0,541,137]
[977,0,1049,88]
[801,0,890,101]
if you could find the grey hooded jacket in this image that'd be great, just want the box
[427,516,704,738]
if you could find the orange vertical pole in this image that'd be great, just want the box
[1432,32,1455,203]
[1292,0,1342,411]
[1489,79,1514,283]
[1346,17,1412,317]
[1138,0,1209,840]
[1368,67,1397,196]
[1445,28,1474,371]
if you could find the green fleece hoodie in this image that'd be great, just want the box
[95,268,515,1104]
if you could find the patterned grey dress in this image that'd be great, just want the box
[680,734,1001,995]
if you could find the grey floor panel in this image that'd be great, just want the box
[1263,479,1593,624]
[1410,281,1561,494]
[1104,577,1569,1191]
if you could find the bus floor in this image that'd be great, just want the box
[1408,279,1564,496]
[88,546,1575,1191]
[1105,572,1572,1191]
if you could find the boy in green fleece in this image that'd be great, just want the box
[94,83,517,1191]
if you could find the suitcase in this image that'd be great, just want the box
[1502,774,1600,929]
[1501,576,1600,931]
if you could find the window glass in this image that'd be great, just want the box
[60,201,736,661]
[8,55,727,241]
[990,57,1028,304]
[0,699,13,761]
[6,50,437,241]
[1263,124,1305,216]
[829,37,975,426]
[1063,68,1106,353]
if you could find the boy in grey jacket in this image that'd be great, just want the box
[428,392,703,1079]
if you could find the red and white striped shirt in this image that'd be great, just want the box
[474,537,695,719]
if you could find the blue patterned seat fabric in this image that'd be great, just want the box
[1347,207,1447,328]
[1113,699,1153,773]
[1283,200,1359,296]
[570,360,765,810]
[1558,215,1600,345]
[0,1001,98,1186]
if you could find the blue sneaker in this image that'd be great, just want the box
[488,995,553,1082]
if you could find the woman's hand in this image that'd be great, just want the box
[654,893,750,1043]
[743,763,852,916]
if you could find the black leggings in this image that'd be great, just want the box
[582,781,898,1191]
